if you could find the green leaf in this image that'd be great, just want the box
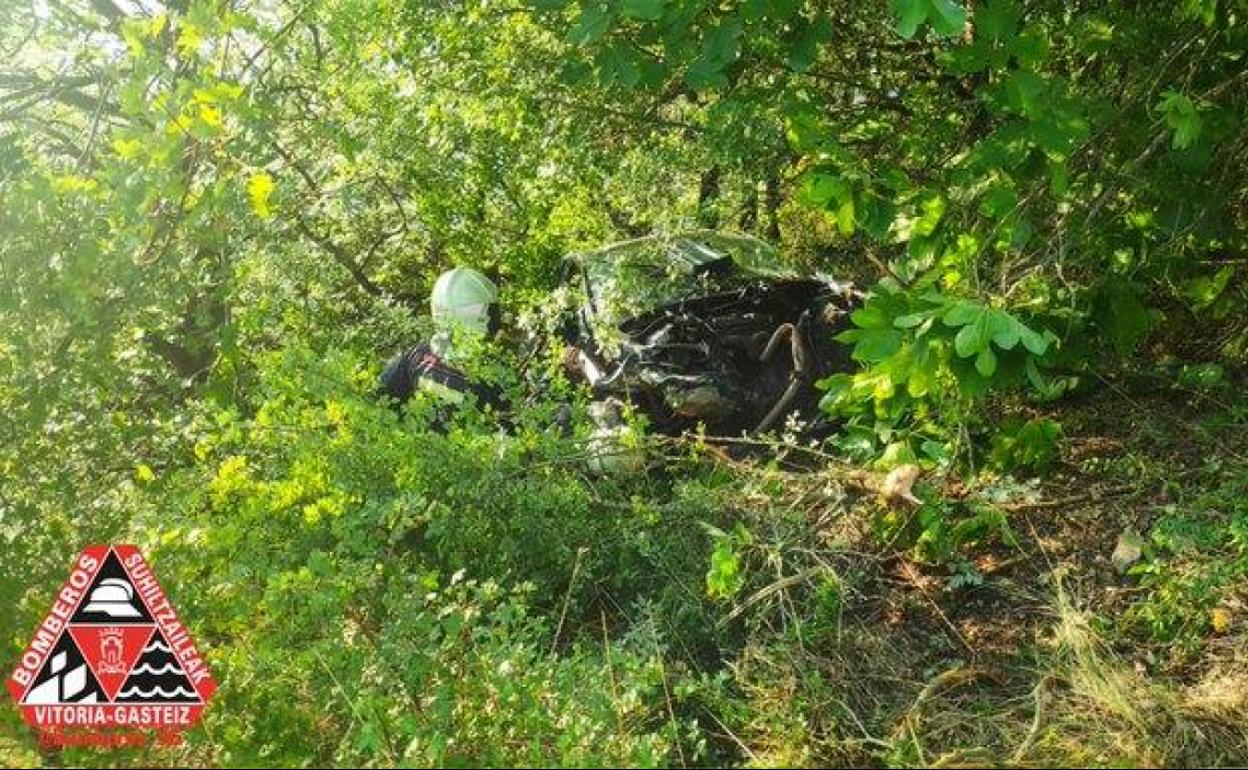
[684,56,728,91]
[1002,70,1046,116]
[702,18,743,68]
[942,300,979,327]
[1157,91,1203,150]
[1048,158,1069,197]
[817,372,853,408]
[1017,324,1050,356]
[859,191,896,240]
[568,4,612,45]
[787,13,833,73]
[991,417,1062,471]
[706,538,745,600]
[1024,357,1048,392]
[892,0,966,38]
[851,328,903,363]
[1178,362,1226,389]
[954,312,990,357]
[906,351,935,396]
[975,346,997,377]
[797,172,846,207]
[759,0,801,21]
[913,193,945,236]
[112,137,144,160]
[1180,0,1218,26]
[1030,112,1088,157]
[1184,265,1235,311]
[784,110,831,153]
[849,291,909,329]
[987,311,1021,350]
[878,440,918,469]
[1006,28,1049,65]
[977,0,1019,42]
[597,43,641,87]
[893,311,930,328]
[1094,283,1152,356]
[941,41,991,75]
[979,183,1019,219]
[929,0,967,35]
[834,196,855,235]
[892,0,929,38]
[620,0,664,21]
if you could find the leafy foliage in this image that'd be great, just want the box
[1126,470,1248,656]
[1,0,1247,765]
[990,417,1063,472]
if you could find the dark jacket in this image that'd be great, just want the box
[378,343,503,411]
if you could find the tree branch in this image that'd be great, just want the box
[293,215,384,298]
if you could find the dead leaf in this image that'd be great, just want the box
[1212,607,1232,634]
[1111,530,1144,573]
[880,464,922,507]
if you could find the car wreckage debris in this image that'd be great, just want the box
[560,232,860,437]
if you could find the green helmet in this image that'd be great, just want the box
[430,267,498,335]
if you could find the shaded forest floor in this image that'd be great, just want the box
[725,370,1248,766]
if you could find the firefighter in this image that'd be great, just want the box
[379,266,504,412]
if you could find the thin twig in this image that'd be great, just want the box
[550,546,587,656]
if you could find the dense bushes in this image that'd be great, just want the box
[105,345,716,765]
[2,0,1247,766]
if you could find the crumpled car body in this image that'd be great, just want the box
[559,231,859,436]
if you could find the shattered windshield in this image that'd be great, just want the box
[573,232,794,329]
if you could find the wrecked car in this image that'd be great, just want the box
[558,231,859,436]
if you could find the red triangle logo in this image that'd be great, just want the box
[5,545,216,733]
[68,625,154,701]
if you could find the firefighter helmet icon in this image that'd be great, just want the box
[82,578,142,618]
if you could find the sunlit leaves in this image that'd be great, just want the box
[784,109,832,154]
[944,305,1048,377]
[891,0,966,38]
[112,138,144,160]
[247,172,276,219]
[1183,265,1235,315]
[912,194,945,238]
[1179,0,1219,26]
[705,538,744,600]
[824,283,1058,426]
[177,20,204,56]
[797,172,855,234]
[1158,91,1203,149]
[120,12,169,55]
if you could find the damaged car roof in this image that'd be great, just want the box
[567,231,800,328]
